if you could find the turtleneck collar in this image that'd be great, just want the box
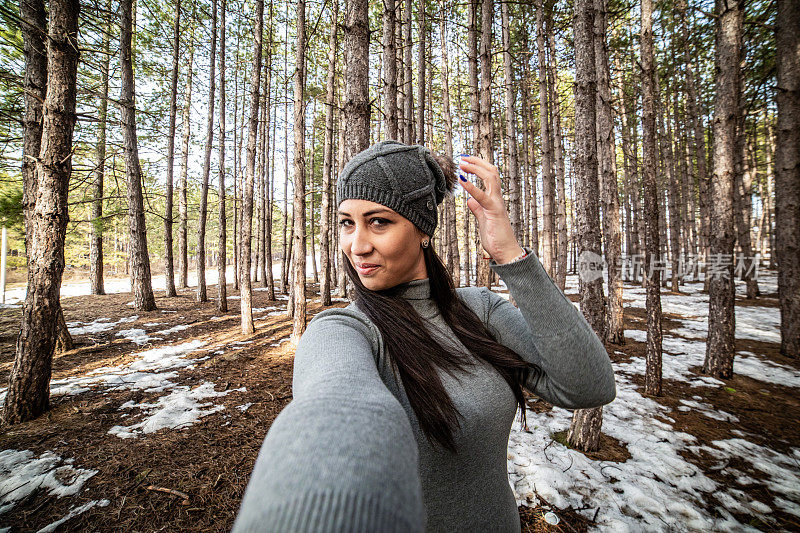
[395,277,431,300]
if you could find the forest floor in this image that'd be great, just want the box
[0,269,797,532]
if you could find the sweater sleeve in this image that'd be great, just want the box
[231,308,425,533]
[483,246,617,409]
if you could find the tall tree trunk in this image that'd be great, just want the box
[292,0,307,343]
[641,0,662,395]
[396,4,406,143]
[567,0,606,453]
[501,0,521,242]
[163,0,180,298]
[197,0,217,303]
[522,46,539,256]
[548,26,568,291]
[703,0,741,377]
[663,82,683,292]
[255,62,268,285]
[178,17,194,290]
[775,0,800,357]
[241,0,263,334]
[266,29,276,302]
[594,0,623,343]
[261,19,273,288]
[681,0,708,273]
[733,104,759,298]
[416,2,426,144]
[403,0,414,144]
[217,0,227,313]
[475,0,494,288]
[18,0,73,350]
[90,0,111,296]
[343,0,370,162]
[440,1,460,287]
[121,0,156,311]
[321,0,339,306]
[281,13,290,295]
[537,1,555,278]
[382,0,398,139]
[3,0,79,424]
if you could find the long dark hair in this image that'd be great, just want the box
[340,147,537,452]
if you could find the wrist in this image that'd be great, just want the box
[492,245,527,265]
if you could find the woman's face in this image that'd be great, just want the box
[338,199,428,291]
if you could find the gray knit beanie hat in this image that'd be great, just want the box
[337,140,450,237]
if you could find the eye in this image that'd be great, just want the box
[370,217,390,227]
[338,219,352,227]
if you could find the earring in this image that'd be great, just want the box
[421,240,429,248]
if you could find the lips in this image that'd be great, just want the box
[356,263,380,275]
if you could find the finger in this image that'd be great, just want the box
[466,196,485,220]
[459,174,491,207]
[461,155,496,175]
[459,159,501,198]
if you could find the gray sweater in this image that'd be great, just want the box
[231,247,616,532]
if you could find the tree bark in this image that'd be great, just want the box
[260,18,275,288]
[733,104,759,299]
[321,0,339,306]
[594,0,623,343]
[416,3,426,144]
[537,1,556,278]
[680,0,706,270]
[522,46,539,256]
[197,0,217,303]
[661,81,683,293]
[548,26,568,292]
[241,0,263,334]
[162,0,180,298]
[703,0,741,378]
[403,0,414,144]
[90,0,111,296]
[121,0,156,311]
[178,16,194,290]
[343,0,370,162]
[501,0,521,243]
[217,0,227,313]
[292,0,308,343]
[641,0,662,395]
[3,0,79,424]
[475,0,494,288]
[567,0,606,453]
[775,0,800,357]
[439,1,460,287]
[382,0,398,139]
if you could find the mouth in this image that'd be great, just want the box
[355,263,381,275]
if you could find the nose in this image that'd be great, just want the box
[349,223,373,256]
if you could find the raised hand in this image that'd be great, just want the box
[458,155,525,265]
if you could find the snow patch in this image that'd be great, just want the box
[35,499,110,533]
[108,382,246,438]
[0,450,97,515]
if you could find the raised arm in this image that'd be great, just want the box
[232,308,424,533]
[484,247,617,409]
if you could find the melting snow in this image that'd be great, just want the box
[507,272,797,531]
[108,382,245,439]
[35,499,110,533]
[0,450,98,516]
[67,316,137,336]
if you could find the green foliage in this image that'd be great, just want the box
[0,178,23,229]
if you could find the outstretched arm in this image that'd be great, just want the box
[232,308,424,533]
[485,248,617,409]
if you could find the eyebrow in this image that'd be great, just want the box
[337,208,394,217]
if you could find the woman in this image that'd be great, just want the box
[231,140,616,532]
